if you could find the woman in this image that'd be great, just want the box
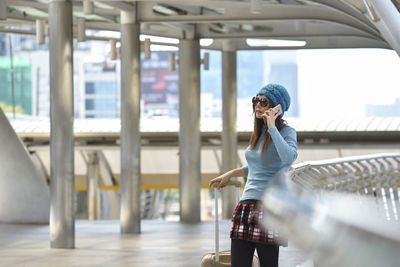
[209,83,298,267]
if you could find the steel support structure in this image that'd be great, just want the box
[221,49,238,219]
[179,39,201,223]
[368,0,400,56]
[87,151,101,220]
[119,9,141,233]
[49,0,75,249]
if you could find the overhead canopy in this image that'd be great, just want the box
[1,0,400,52]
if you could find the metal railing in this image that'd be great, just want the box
[290,153,400,221]
[262,153,400,267]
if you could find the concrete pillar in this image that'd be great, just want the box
[119,10,141,233]
[87,151,100,220]
[179,39,201,222]
[221,50,238,219]
[0,109,50,223]
[48,0,74,249]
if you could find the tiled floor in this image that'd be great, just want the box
[0,220,310,267]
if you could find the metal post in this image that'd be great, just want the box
[215,188,219,262]
[8,35,15,119]
[87,151,100,220]
[49,0,74,249]
[179,39,201,223]
[35,67,40,116]
[222,50,238,219]
[120,9,141,233]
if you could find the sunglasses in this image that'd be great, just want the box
[252,97,270,107]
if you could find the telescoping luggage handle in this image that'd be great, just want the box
[210,180,242,263]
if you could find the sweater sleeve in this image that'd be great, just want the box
[242,166,249,176]
[268,126,298,165]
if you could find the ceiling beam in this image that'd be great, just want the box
[207,36,390,50]
[0,0,392,50]
[136,2,381,39]
[3,0,381,40]
[94,1,134,11]
[310,0,375,29]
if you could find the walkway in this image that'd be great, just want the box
[0,220,309,267]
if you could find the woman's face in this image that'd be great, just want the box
[253,95,272,119]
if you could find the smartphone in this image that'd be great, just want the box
[271,104,282,116]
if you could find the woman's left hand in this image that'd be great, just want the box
[262,108,280,128]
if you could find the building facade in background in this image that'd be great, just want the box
[141,51,179,118]
[367,99,400,116]
[0,56,32,115]
[0,32,303,120]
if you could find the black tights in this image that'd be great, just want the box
[231,239,279,267]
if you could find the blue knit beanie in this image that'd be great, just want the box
[257,83,290,116]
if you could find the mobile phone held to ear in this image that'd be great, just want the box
[272,104,282,116]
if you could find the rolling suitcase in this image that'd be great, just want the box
[201,180,260,267]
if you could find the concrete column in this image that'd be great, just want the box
[179,39,201,222]
[48,0,74,249]
[87,152,100,220]
[120,10,141,233]
[222,50,238,219]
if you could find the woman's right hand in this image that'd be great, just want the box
[208,174,230,190]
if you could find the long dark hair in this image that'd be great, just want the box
[249,114,286,153]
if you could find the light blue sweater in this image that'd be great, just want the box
[241,125,298,201]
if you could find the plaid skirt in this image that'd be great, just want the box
[230,199,288,247]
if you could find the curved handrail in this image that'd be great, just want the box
[262,153,400,267]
